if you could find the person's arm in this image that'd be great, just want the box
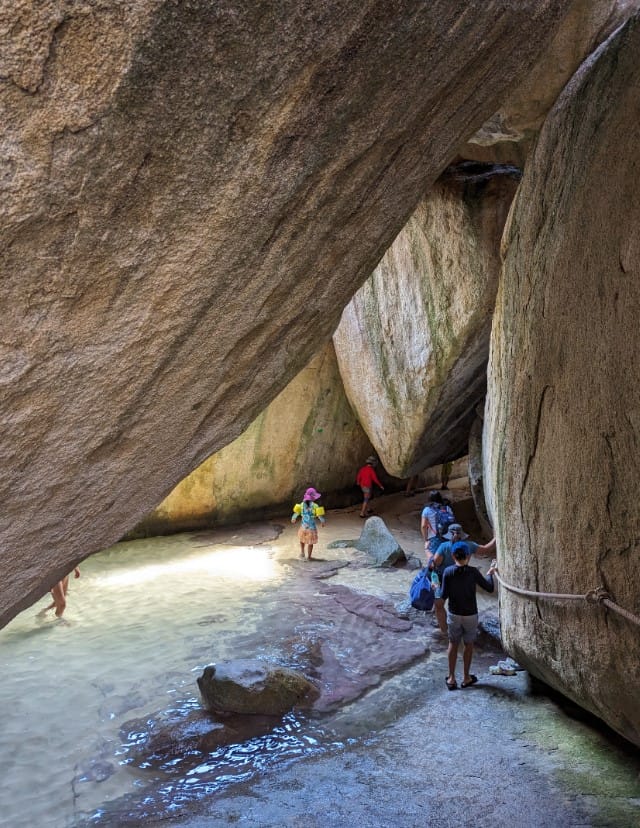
[430,550,444,570]
[315,504,326,526]
[475,567,495,593]
[476,536,496,555]
[440,569,450,602]
[420,513,434,541]
[291,504,301,524]
[372,468,384,489]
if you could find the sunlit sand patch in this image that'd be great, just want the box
[95,545,278,588]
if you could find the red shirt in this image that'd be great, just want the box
[356,464,382,488]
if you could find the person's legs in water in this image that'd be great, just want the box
[50,579,68,618]
[299,541,306,559]
[306,544,314,560]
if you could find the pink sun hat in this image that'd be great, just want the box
[303,487,322,501]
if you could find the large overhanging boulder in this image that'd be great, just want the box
[333,163,519,477]
[485,15,640,745]
[0,2,566,627]
[463,0,640,163]
[133,344,374,534]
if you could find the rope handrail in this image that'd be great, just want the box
[493,570,640,628]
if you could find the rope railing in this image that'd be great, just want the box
[493,570,640,628]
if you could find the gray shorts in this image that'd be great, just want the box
[446,611,478,644]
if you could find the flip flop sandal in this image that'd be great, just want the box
[445,678,458,691]
[461,675,478,688]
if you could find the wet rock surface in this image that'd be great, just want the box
[197,659,318,717]
[352,515,407,567]
[74,490,640,827]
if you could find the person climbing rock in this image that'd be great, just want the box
[441,542,496,690]
[291,487,325,560]
[355,456,384,517]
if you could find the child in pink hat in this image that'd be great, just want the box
[291,487,326,560]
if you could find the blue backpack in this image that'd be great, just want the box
[435,505,455,538]
[409,568,435,612]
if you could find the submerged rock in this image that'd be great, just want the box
[197,659,318,716]
[121,706,280,770]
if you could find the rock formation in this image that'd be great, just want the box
[468,408,493,539]
[485,14,640,746]
[133,344,374,534]
[333,163,519,477]
[198,659,318,716]
[354,516,406,567]
[0,1,566,627]
[463,0,640,163]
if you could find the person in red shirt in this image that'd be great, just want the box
[355,456,384,517]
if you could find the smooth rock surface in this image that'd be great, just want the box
[333,163,519,476]
[464,0,640,161]
[485,14,640,746]
[197,659,318,716]
[0,1,566,627]
[354,516,406,567]
[468,406,493,539]
[133,344,374,534]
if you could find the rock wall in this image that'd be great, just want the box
[485,15,640,746]
[333,163,519,477]
[0,1,567,627]
[468,408,493,539]
[463,0,640,163]
[133,345,374,534]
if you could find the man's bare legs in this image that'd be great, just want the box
[447,639,475,686]
[434,598,447,633]
[462,642,474,685]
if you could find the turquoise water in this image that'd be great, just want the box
[0,533,300,827]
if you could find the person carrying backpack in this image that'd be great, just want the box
[434,499,455,539]
[291,487,326,560]
[420,491,445,556]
